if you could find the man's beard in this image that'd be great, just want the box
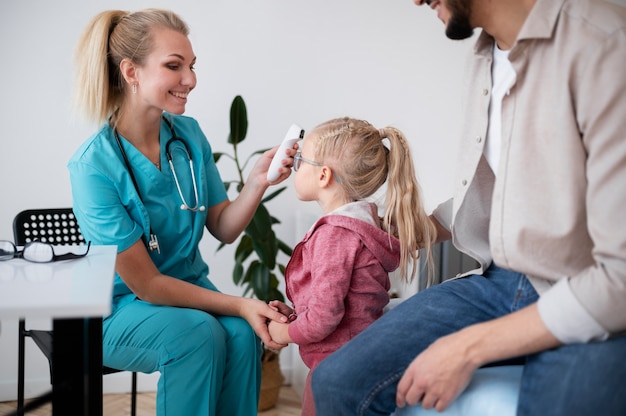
[445,0,474,40]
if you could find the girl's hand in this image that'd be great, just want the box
[269,300,295,319]
[268,320,292,345]
[240,298,289,350]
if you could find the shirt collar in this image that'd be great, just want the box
[473,0,564,57]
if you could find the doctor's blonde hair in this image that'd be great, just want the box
[311,117,436,282]
[74,8,189,124]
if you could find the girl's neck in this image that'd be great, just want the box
[317,192,352,215]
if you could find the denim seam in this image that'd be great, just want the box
[511,275,538,312]
[358,369,404,415]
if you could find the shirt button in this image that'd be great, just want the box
[462,179,468,186]
[476,136,482,143]
[482,88,489,96]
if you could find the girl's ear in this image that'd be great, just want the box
[120,58,138,86]
[318,166,333,188]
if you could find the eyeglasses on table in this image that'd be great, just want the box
[0,240,91,263]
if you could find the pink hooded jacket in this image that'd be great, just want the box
[286,201,401,370]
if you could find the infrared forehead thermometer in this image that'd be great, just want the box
[266,124,305,182]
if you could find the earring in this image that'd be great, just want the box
[132,84,137,94]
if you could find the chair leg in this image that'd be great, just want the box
[17,319,25,416]
[131,372,137,416]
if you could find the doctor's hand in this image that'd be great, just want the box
[250,144,299,187]
[240,298,289,350]
[396,330,478,412]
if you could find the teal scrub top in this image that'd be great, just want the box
[67,113,228,305]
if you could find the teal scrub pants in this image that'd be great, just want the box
[102,283,262,415]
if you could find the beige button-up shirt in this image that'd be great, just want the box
[433,0,626,343]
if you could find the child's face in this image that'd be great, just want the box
[293,133,321,202]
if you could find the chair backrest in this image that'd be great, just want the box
[13,208,85,246]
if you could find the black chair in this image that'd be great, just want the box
[13,208,137,416]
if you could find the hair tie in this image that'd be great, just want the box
[378,128,391,151]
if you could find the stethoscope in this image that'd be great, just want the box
[163,116,205,213]
[113,115,205,254]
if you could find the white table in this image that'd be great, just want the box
[0,245,117,415]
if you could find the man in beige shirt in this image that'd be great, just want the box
[312,0,626,415]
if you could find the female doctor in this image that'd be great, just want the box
[67,9,291,415]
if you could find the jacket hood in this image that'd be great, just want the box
[307,201,400,272]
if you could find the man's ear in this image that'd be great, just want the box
[119,58,138,86]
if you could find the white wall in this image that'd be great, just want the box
[0,0,474,401]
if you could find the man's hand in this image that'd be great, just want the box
[396,330,478,412]
[396,305,560,411]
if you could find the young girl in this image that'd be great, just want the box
[268,117,436,415]
[67,9,292,415]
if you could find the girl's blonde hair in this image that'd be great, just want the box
[73,9,189,124]
[312,117,436,283]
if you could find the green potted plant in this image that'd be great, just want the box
[214,95,293,411]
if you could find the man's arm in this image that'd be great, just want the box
[396,303,560,412]
[430,214,452,244]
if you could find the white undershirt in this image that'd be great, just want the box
[485,43,516,175]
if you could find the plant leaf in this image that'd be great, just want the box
[269,288,285,303]
[246,204,273,240]
[235,235,254,263]
[262,187,287,203]
[251,236,278,270]
[246,204,278,269]
[233,261,244,285]
[251,262,271,303]
[242,260,259,286]
[242,285,253,297]
[278,239,293,256]
[220,96,293,305]
[268,273,285,302]
[229,95,248,145]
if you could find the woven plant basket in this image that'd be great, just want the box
[258,348,285,411]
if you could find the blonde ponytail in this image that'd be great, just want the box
[383,127,436,282]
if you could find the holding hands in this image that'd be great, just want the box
[267,300,295,346]
[240,298,290,350]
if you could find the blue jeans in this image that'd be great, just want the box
[311,265,626,416]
